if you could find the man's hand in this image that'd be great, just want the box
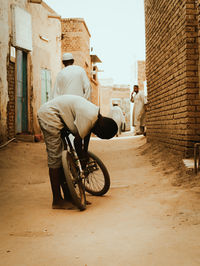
[130,91,134,102]
[74,133,91,170]
[80,152,89,170]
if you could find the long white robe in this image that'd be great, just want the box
[108,106,125,135]
[131,91,147,133]
[51,65,91,100]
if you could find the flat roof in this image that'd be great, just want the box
[90,54,102,63]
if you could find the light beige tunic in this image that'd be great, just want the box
[38,95,99,139]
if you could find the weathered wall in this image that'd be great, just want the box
[0,0,9,143]
[1,1,62,141]
[145,0,200,157]
[0,0,28,143]
[0,1,9,143]
[7,60,15,139]
[28,2,61,134]
[61,18,91,73]
[137,60,146,91]
[90,79,99,105]
[2,2,100,142]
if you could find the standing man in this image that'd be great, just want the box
[51,53,91,100]
[130,85,147,135]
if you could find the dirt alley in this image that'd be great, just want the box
[0,134,200,266]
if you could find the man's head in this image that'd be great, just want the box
[133,85,139,93]
[92,114,118,139]
[62,53,74,67]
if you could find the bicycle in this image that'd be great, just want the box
[61,126,110,211]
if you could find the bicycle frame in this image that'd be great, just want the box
[61,125,110,209]
[61,127,85,182]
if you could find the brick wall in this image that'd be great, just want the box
[145,0,200,157]
[61,18,91,73]
[90,78,99,105]
[7,60,15,139]
[137,60,146,91]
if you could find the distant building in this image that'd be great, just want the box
[132,60,146,92]
[99,80,131,131]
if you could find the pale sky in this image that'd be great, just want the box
[44,0,145,85]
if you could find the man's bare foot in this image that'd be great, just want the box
[52,199,76,210]
[65,198,91,205]
[86,200,91,205]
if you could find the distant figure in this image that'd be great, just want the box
[51,53,91,100]
[108,104,125,136]
[130,85,147,135]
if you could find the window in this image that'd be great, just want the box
[41,69,51,104]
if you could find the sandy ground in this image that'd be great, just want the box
[0,133,200,266]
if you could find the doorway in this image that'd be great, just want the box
[16,49,28,133]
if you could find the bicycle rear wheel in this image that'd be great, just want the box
[62,150,86,211]
[84,151,110,196]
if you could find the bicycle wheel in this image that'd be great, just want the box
[62,150,86,211]
[84,151,110,196]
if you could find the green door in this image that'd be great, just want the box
[16,50,28,133]
[41,69,51,105]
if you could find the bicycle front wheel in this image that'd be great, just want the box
[84,151,110,196]
[62,150,86,211]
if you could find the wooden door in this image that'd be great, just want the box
[16,50,28,133]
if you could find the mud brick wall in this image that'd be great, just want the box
[7,60,15,139]
[145,0,200,157]
[137,60,146,91]
[90,79,99,105]
[61,18,91,75]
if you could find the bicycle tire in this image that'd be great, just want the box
[62,150,86,211]
[84,151,110,196]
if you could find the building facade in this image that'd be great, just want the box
[0,1,100,144]
[0,0,62,143]
[145,0,200,157]
[28,2,62,134]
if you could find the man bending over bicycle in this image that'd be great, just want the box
[37,95,118,210]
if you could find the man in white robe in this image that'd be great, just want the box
[130,85,147,135]
[108,104,125,136]
[51,53,91,100]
